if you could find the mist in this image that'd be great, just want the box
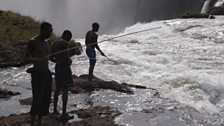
[0,0,138,38]
[0,0,207,38]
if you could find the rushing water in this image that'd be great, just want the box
[1,16,224,125]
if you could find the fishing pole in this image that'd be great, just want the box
[42,26,162,60]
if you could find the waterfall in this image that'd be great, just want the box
[214,0,224,6]
[201,0,211,13]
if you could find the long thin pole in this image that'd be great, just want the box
[43,26,162,59]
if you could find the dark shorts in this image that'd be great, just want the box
[30,71,52,116]
[86,48,96,60]
[55,64,73,88]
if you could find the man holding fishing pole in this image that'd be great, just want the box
[50,30,74,123]
[85,22,106,81]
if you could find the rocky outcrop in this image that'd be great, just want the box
[176,12,215,19]
[209,7,224,15]
[0,11,40,68]
[72,74,134,94]
[19,74,159,106]
[0,106,121,126]
[0,11,84,68]
[136,0,203,21]
[0,88,20,99]
[13,74,159,125]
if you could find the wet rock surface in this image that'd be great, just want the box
[72,74,134,94]
[19,74,157,106]
[0,106,121,126]
[14,75,157,125]
[0,88,20,99]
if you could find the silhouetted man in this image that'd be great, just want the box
[85,22,105,81]
[24,22,53,126]
[50,30,74,122]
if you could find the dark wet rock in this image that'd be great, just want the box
[0,106,121,126]
[0,88,20,99]
[209,7,224,15]
[0,113,29,126]
[0,61,27,68]
[71,106,121,119]
[70,106,121,126]
[20,74,159,106]
[73,74,134,94]
[176,12,213,19]
[73,74,159,95]
[19,97,33,105]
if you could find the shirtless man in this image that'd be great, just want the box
[85,22,105,81]
[50,30,74,122]
[24,22,53,126]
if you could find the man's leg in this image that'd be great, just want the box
[88,59,96,81]
[62,88,68,115]
[53,86,61,114]
[30,114,36,126]
[36,115,42,126]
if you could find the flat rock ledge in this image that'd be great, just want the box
[0,106,121,126]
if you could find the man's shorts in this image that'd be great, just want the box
[86,48,96,61]
[55,64,73,88]
[30,71,52,116]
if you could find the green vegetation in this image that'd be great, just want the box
[0,10,40,48]
[0,10,57,63]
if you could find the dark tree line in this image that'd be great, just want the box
[135,0,205,22]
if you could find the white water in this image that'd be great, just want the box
[72,17,224,125]
[215,0,224,6]
[1,15,224,126]
[201,0,211,14]
[93,17,224,114]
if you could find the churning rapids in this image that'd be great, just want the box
[1,17,224,125]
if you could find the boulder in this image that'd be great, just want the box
[0,106,121,126]
[20,74,159,105]
[71,74,134,94]
[176,12,214,19]
[0,88,20,99]
[209,7,224,15]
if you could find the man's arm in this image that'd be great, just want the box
[95,35,105,56]
[63,42,72,65]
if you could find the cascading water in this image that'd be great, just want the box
[200,0,224,14]
[214,0,224,6]
[201,0,211,13]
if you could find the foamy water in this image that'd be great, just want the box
[1,17,224,125]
